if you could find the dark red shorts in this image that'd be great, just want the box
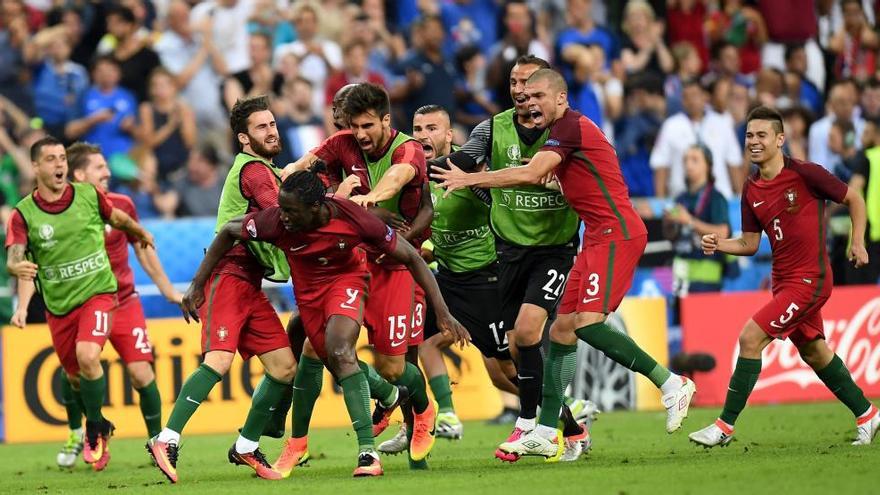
[108,293,153,364]
[559,235,646,315]
[46,293,117,376]
[297,271,370,360]
[410,285,426,346]
[753,277,829,347]
[364,264,415,356]
[199,273,288,360]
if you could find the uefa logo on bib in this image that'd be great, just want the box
[506,144,521,163]
[38,224,54,240]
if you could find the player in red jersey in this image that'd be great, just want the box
[281,83,438,464]
[434,69,696,460]
[181,167,467,476]
[11,142,183,467]
[689,106,878,447]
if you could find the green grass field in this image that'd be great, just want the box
[0,402,877,495]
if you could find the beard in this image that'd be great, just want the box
[249,135,282,159]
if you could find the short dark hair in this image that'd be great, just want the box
[842,0,863,9]
[832,118,857,148]
[194,144,220,168]
[415,104,448,117]
[66,142,102,177]
[784,43,805,63]
[30,135,64,162]
[514,54,550,70]
[455,44,481,73]
[681,77,705,91]
[342,83,390,119]
[91,54,120,71]
[746,105,785,134]
[106,5,136,24]
[229,95,271,136]
[526,68,568,93]
[710,40,736,61]
[280,162,327,206]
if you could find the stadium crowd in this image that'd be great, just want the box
[0,0,878,284]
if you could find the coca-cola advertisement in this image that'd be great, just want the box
[681,286,880,406]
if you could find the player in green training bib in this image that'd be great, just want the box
[5,135,154,472]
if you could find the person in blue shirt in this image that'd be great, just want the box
[439,0,499,57]
[30,27,89,142]
[65,55,137,160]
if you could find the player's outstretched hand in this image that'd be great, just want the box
[431,160,469,198]
[180,285,204,324]
[436,310,470,349]
[8,260,38,280]
[10,307,27,328]
[350,194,377,208]
[849,242,869,268]
[137,230,156,251]
[167,290,184,306]
[701,233,718,255]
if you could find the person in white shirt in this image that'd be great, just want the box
[273,2,342,116]
[190,0,254,75]
[808,79,865,171]
[650,78,744,199]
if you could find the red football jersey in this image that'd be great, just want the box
[742,156,848,286]
[310,129,427,267]
[105,192,139,300]
[242,197,398,289]
[540,108,647,244]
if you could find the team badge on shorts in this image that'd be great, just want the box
[218,326,229,342]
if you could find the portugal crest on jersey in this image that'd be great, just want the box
[785,188,800,213]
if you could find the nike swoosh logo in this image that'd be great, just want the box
[581,297,600,304]
[351,166,366,172]
[517,374,534,380]
[144,413,161,420]
[269,406,276,411]
[340,303,356,310]
[752,201,765,207]
[292,385,306,390]
[544,294,557,301]
[290,244,308,252]
[411,329,423,338]
[769,321,784,329]
[390,340,406,348]
[185,396,200,405]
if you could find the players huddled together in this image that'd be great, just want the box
[5,56,878,484]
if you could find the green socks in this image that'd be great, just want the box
[576,322,671,387]
[61,376,83,430]
[136,380,163,437]
[292,355,324,438]
[359,361,397,406]
[394,363,429,413]
[429,374,454,413]
[538,342,578,428]
[240,373,291,442]
[719,357,762,425]
[339,371,374,451]
[78,373,107,422]
[815,355,872,417]
[166,363,222,433]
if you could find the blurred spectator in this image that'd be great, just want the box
[154,145,224,218]
[665,42,703,115]
[781,106,813,161]
[759,0,825,94]
[0,105,36,203]
[784,43,824,116]
[438,0,499,56]
[65,56,137,161]
[829,0,878,83]
[556,0,618,78]
[827,118,859,181]
[666,0,709,68]
[275,2,342,115]
[754,68,791,109]
[248,0,295,49]
[56,7,103,69]
[276,77,324,165]
[706,0,768,75]
[860,77,880,120]
[662,144,731,296]
[706,41,753,87]
[347,7,406,88]
[726,81,751,143]
[809,79,865,170]
[154,0,228,134]
[95,1,152,54]
[136,67,197,187]
[650,79,743,199]
[397,15,458,131]
[846,117,880,284]
[455,44,498,131]
[105,5,160,102]
[616,72,666,197]
[224,32,284,111]
[619,0,672,79]
[191,0,254,75]
[3,0,42,34]
[324,39,385,134]
[486,1,549,110]
[27,25,89,141]
[0,1,33,113]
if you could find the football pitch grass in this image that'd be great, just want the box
[0,401,877,495]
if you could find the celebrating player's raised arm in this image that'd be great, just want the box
[432,150,561,197]
[350,163,416,207]
[701,231,762,257]
[179,216,247,322]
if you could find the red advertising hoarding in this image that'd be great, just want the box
[682,285,880,406]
